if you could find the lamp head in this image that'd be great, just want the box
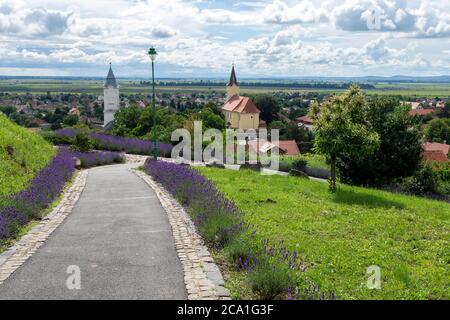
[148,47,157,61]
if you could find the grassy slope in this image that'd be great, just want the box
[197,167,450,300]
[0,114,55,196]
[281,153,329,170]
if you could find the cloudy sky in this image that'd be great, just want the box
[0,0,449,78]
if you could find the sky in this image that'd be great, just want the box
[0,0,450,78]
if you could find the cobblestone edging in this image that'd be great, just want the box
[133,169,231,300]
[0,170,88,284]
[123,154,148,166]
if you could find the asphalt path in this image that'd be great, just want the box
[0,164,186,300]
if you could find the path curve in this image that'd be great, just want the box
[0,164,187,300]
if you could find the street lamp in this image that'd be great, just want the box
[148,47,158,160]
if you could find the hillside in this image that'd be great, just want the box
[198,167,450,300]
[0,114,55,197]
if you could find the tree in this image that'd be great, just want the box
[253,94,281,124]
[0,105,16,116]
[62,114,79,127]
[310,85,380,192]
[269,120,286,134]
[201,108,225,130]
[425,118,450,143]
[438,101,450,118]
[113,105,143,136]
[337,97,423,185]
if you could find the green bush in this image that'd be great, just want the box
[292,157,308,171]
[40,131,72,145]
[278,161,292,173]
[401,164,437,195]
[248,259,294,300]
[71,131,94,152]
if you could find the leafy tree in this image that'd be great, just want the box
[0,105,16,116]
[113,104,142,136]
[337,96,423,185]
[310,85,380,192]
[424,118,450,143]
[438,101,450,118]
[201,108,225,130]
[268,120,286,134]
[253,94,281,124]
[62,114,79,127]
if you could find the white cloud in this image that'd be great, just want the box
[262,0,328,25]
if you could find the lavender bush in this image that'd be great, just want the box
[143,159,333,300]
[0,148,75,239]
[69,149,125,168]
[143,159,244,248]
[49,129,172,157]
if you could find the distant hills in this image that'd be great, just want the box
[1,75,450,83]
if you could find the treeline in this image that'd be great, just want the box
[138,81,375,90]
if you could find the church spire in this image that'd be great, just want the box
[227,64,239,87]
[105,63,117,88]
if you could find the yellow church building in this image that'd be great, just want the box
[222,65,261,130]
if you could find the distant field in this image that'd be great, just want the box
[0,79,449,98]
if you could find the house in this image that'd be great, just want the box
[409,109,436,117]
[423,142,450,155]
[401,101,421,109]
[422,142,449,164]
[69,107,81,117]
[422,150,449,164]
[222,65,261,130]
[296,115,314,131]
[248,139,300,156]
[436,101,446,109]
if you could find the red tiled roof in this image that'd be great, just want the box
[422,150,449,163]
[423,142,450,155]
[296,115,313,125]
[409,109,436,116]
[277,140,300,155]
[223,95,260,114]
[248,139,300,156]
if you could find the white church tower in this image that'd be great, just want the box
[103,63,120,127]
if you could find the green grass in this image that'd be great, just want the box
[0,114,56,196]
[281,153,329,170]
[197,167,450,300]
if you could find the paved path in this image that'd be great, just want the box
[0,164,187,300]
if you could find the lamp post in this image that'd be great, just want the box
[148,47,158,160]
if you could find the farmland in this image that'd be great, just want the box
[1,78,450,98]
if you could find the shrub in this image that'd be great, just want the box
[199,213,241,248]
[0,148,75,239]
[143,160,245,249]
[226,234,259,269]
[292,158,308,171]
[71,131,94,152]
[248,259,294,300]
[278,161,292,173]
[69,150,125,168]
[305,167,331,180]
[401,164,437,195]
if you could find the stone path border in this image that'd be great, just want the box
[133,169,231,300]
[0,170,88,284]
